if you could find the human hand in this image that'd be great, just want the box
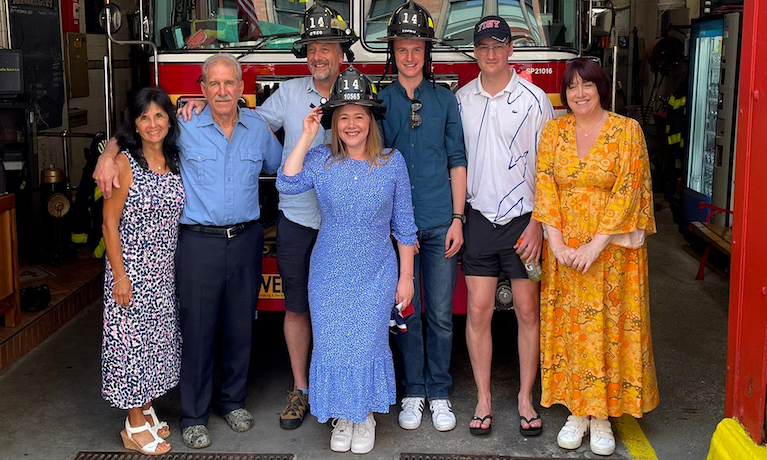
[113,276,132,307]
[550,243,576,267]
[178,99,206,122]
[93,151,120,199]
[514,221,543,264]
[395,274,415,310]
[303,107,322,139]
[413,239,420,255]
[570,240,604,274]
[444,219,463,258]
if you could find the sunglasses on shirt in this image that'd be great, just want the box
[411,99,422,129]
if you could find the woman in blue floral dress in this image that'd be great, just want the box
[101,87,185,456]
[277,68,417,455]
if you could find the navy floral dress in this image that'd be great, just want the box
[102,152,185,409]
[277,145,417,423]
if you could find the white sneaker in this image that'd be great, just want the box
[589,418,616,456]
[429,399,456,432]
[557,415,589,450]
[330,418,353,452]
[351,413,376,454]
[398,397,425,430]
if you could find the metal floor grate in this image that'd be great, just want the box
[74,453,293,460]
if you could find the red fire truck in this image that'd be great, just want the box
[105,0,602,313]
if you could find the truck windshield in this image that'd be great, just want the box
[366,0,577,49]
[151,0,576,51]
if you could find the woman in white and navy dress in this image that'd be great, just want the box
[101,87,185,456]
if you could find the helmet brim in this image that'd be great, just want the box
[293,35,359,46]
[320,100,386,129]
[377,34,440,42]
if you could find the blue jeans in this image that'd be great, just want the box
[395,223,457,400]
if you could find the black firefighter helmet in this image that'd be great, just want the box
[377,1,439,83]
[378,1,438,42]
[292,3,359,62]
[319,66,386,129]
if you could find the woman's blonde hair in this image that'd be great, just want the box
[327,105,393,168]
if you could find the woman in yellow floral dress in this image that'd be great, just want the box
[532,58,658,456]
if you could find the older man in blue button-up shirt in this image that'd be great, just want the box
[175,54,281,449]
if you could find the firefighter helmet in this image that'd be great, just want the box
[319,66,386,128]
[378,1,438,42]
[293,3,358,59]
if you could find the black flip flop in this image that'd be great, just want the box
[519,414,543,437]
[469,415,493,435]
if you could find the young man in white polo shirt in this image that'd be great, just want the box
[455,15,553,437]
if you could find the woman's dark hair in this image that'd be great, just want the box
[560,58,611,111]
[116,86,180,174]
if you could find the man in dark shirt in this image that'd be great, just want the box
[378,0,467,433]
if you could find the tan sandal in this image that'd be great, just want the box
[120,418,171,455]
[143,406,170,439]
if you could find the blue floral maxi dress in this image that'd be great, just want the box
[102,152,185,409]
[277,145,417,423]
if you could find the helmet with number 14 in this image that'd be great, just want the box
[319,66,386,128]
[378,1,440,82]
[293,3,359,62]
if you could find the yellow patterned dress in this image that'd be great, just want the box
[532,112,659,418]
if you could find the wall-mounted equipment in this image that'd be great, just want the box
[0,50,24,96]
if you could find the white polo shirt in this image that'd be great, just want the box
[456,70,554,226]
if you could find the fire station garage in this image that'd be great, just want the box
[0,0,765,458]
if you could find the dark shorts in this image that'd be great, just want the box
[276,212,318,313]
[461,206,530,279]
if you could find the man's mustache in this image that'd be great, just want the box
[214,95,233,102]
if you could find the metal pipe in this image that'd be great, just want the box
[2,0,11,47]
[585,0,594,52]
[612,44,618,112]
[103,9,159,86]
[138,0,145,41]
[578,1,583,55]
[104,5,116,134]
[103,55,112,139]
[37,131,97,139]
[61,130,70,189]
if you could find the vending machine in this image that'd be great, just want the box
[683,13,741,226]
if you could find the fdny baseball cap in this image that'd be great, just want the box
[473,15,511,45]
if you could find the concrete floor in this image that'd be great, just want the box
[0,200,730,460]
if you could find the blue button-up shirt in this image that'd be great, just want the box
[178,106,282,226]
[256,76,329,229]
[379,79,467,230]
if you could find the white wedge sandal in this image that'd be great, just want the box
[143,406,170,439]
[120,418,171,456]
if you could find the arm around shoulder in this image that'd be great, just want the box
[93,137,122,199]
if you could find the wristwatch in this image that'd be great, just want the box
[452,213,466,224]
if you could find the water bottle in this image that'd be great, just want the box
[517,236,543,282]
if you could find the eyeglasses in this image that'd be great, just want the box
[410,99,422,129]
[474,44,508,54]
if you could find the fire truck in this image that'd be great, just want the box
[102,0,608,313]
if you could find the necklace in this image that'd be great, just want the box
[146,153,164,171]
[576,111,608,138]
